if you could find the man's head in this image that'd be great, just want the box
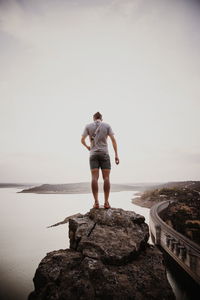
[93,112,102,121]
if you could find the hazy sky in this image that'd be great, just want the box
[0,0,200,184]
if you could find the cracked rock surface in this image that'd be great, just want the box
[69,208,149,265]
[28,208,175,300]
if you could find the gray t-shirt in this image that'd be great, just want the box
[82,119,114,155]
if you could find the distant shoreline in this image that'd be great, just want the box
[18,190,135,194]
[132,195,155,208]
[132,180,200,208]
[0,183,34,188]
[18,182,146,194]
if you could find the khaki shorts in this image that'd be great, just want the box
[89,152,111,170]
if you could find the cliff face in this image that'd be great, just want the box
[161,198,200,245]
[132,185,200,245]
[28,208,174,300]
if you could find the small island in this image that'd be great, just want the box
[19,182,155,194]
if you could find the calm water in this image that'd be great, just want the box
[0,188,197,300]
[0,188,149,300]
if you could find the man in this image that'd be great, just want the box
[81,112,120,209]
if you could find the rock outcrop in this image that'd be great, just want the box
[28,208,174,300]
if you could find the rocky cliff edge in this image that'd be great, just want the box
[28,208,174,300]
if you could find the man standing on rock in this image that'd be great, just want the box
[81,112,120,209]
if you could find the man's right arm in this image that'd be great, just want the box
[81,125,90,151]
[81,136,90,151]
[109,134,120,165]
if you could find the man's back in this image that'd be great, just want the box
[82,119,114,155]
[81,111,119,209]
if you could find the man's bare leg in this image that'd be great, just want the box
[91,168,99,207]
[102,169,111,207]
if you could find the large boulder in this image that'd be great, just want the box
[28,208,175,300]
[69,208,149,265]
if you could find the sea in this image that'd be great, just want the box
[0,187,198,300]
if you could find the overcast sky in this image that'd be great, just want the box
[0,0,200,184]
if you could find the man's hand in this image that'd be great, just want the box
[115,156,120,165]
[108,135,119,165]
[86,145,91,151]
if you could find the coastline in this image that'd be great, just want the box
[18,190,132,194]
[18,182,145,194]
[132,194,156,208]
